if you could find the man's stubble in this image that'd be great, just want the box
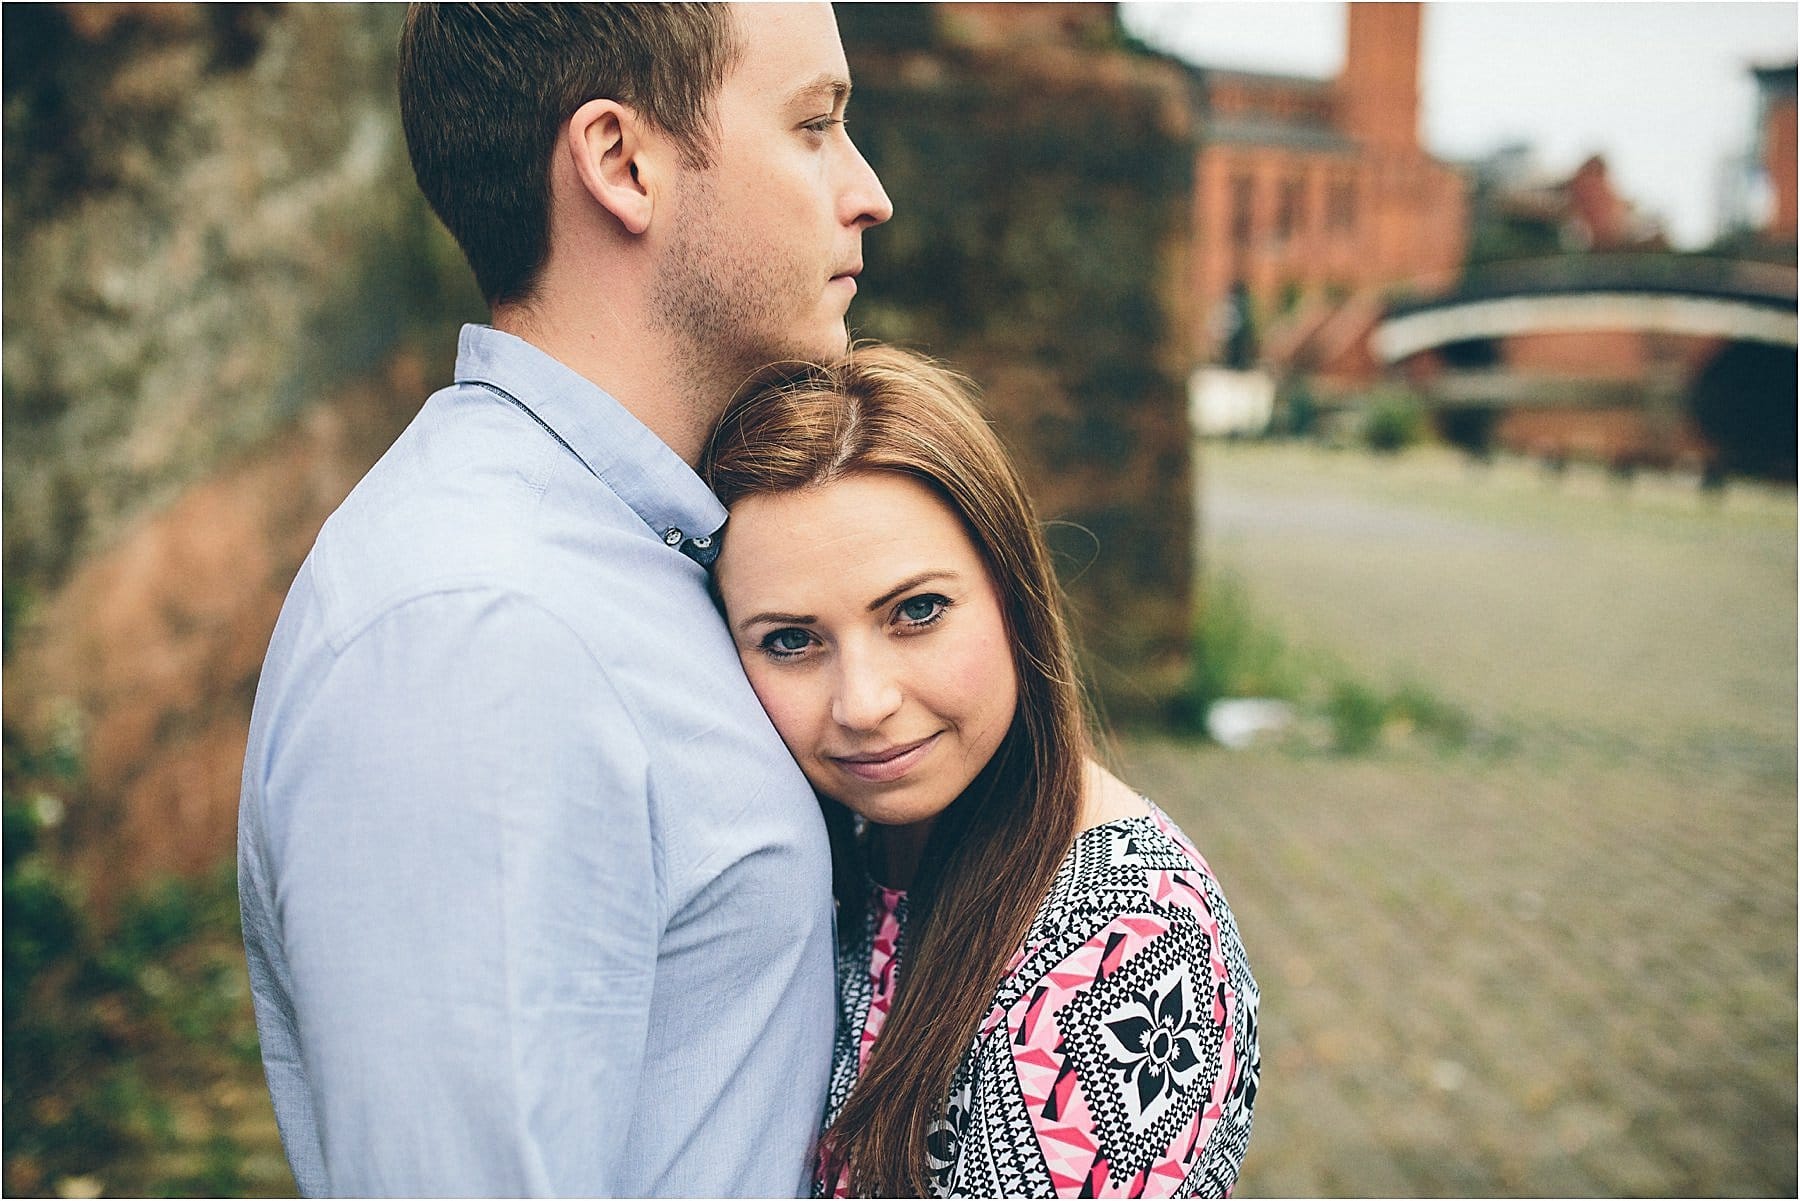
[649,172,848,410]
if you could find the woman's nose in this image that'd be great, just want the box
[830,649,903,731]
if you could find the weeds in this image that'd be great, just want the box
[1179,572,1300,729]
[1362,392,1427,454]
[1325,679,1387,754]
[1184,572,1479,757]
[3,732,287,1197]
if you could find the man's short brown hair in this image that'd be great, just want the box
[398,3,740,307]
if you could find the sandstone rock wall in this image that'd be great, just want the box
[3,4,480,900]
[4,4,477,598]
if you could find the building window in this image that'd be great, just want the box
[1230,175,1255,248]
[1276,176,1305,243]
[1328,177,1357,232]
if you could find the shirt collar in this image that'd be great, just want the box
[452,324,727,551]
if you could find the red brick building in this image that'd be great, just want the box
[1753,62,1797,244]
[1186,2,1468,379]
[1474,152,1665,256]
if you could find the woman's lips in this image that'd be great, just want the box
[831,732,941,783]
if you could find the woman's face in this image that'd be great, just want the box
[714,471,1019,831]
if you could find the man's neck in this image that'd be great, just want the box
[492,299,726,467]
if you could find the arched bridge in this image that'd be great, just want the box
[1372,254,1797,364]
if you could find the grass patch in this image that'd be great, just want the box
[1362,393,1428,454]
[1324,679,1386,754]
[1179,572,1301,725]
[1182,572,1480,757]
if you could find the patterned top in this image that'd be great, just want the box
[817,802,1259,1198]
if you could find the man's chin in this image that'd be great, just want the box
[727,323,851,381]
[820,326,852,363]
[781,325,852,368]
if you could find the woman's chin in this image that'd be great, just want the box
[824,784,959,832]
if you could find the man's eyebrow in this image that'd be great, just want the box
[737,610,817,635]
[788,75,851,108]
[867,571,959,613]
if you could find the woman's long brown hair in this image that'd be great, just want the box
[702,346,1091,1197]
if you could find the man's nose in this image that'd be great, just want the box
[830,645,903,731]
[842,135,893,230]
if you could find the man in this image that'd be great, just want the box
[237,4,891,1195]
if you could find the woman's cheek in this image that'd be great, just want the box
[744,662,816,759]
[947,624,1019,739]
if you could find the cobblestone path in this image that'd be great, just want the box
[1128,743,1795,1197]
[1128,445,1797,1197]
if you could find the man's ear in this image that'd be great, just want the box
[566,97,656,236]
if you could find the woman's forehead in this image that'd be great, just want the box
[717,474,988,608]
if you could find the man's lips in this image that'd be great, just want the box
[830,732,941,783]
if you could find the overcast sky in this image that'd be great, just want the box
[1118,1,1799,248]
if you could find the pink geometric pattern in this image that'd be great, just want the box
[855,884,905,1074]
[816,802,1259,1198]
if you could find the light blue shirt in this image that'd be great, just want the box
[238,325,835,1197]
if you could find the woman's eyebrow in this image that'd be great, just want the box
[867,571,959,613]
[734,571,961,634]
[736,610,817,635]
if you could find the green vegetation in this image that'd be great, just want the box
[1182,572,1476,756]
[1322,678,1472,755]
[1181,572,1301,724]
[3,734,289,1198]
[1322,678,1387,754]
[1275,381,1319,439]
[1361,392,1428,454]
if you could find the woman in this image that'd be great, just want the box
[703,347,1258,1198]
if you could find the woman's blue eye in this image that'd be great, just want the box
[896,594,949,626]
[763,628,812,655]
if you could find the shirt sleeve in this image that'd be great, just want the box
[261,588,657,1196]
[949,904,1254,1199]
